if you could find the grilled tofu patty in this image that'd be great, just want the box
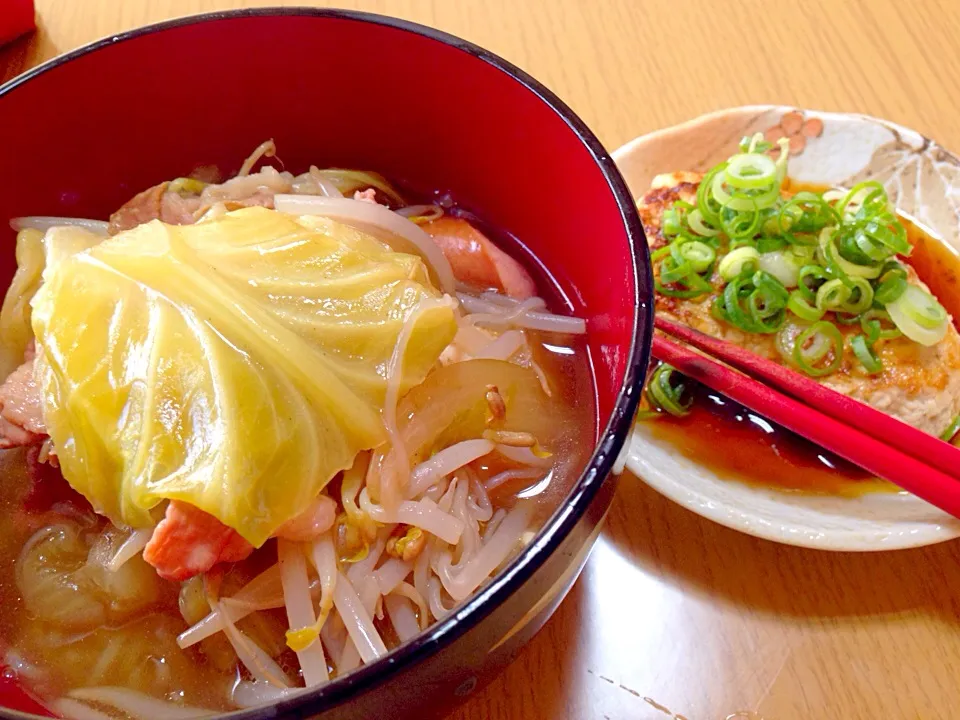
[638,172,960,437]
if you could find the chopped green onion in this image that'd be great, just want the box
[672,240,716,274]
[833,312,862,325]
[787,290,825,322]
[738,133,772,154]
[661,208,682,237]
[646,364,694,417]
[843,228,889,263]
[729,238,757,251]
[659,256,691,284]
[696,164,726,227]
[791,320,844,376]
[840,276,874,314]
[654,213,717,299]
[687,209,721,237]
[861,219,910,256]
[720,204,764,239]
[829,181,911,271]
[756,234,788,253]
[778,192,840,236]
[818,227,882,281]
[718,246,760,281]
[860,309,901,342]
[777,201,803,234]
[815,278,850,311]
[718,277,752,328]
[751,272,790,317]
[715,271,788,334]
[886,284,949,346]
[758,248,807,288]
[650,142,936,379]
[874,262,908,305]
[851,334,883,374]
[724,153,777,190]
[651,245,671,262]
[837,219,909,266]
[814,276,873,316]
[788,232,820,247]
[836,181,886,220]
[655,271,713,298]
[797,265,828,302]
[712,171,780,212]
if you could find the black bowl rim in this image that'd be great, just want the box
[0,7,653,719]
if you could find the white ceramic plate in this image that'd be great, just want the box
[614,105,960,550]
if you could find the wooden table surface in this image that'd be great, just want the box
[6,1,960,719]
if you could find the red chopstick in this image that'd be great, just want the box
[651,334,960,519]
[655,316,960,478]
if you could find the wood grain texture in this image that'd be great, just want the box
[6,1,960,718]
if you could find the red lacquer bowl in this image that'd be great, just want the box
[0,9,652,719]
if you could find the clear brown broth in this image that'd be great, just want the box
[0,193,597,714]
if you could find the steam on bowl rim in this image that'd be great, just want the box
[0,7,653,718]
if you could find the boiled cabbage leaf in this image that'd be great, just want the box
[0,229,44,378]
[30,207,456,545]
[0,227,103,378]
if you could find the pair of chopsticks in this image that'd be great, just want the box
[652,316,960,519]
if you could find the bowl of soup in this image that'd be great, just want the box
[0,9,652,719]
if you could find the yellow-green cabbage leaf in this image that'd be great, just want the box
[30,207,456,545]
[0,227,104,377]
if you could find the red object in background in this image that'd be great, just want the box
[0,0,35,47]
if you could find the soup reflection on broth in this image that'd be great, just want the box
[0,143,596,717]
